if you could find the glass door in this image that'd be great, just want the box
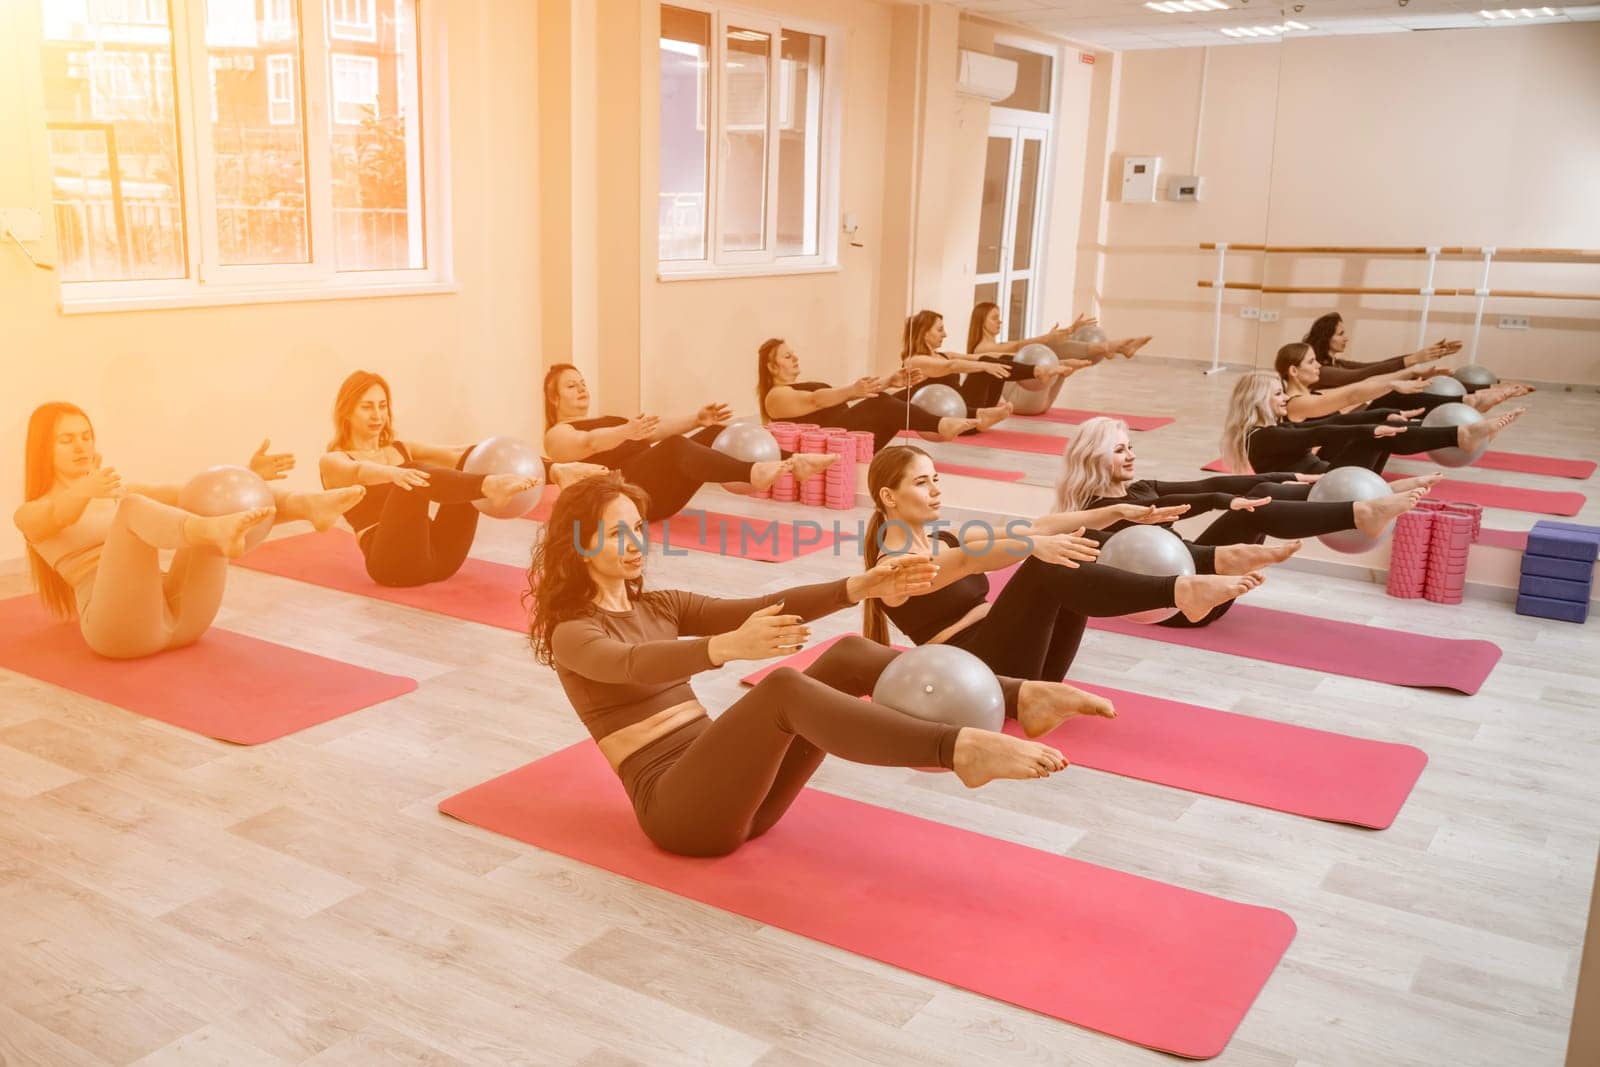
[974,123,1047,341]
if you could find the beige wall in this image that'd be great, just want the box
[0,0,545,562]
[1100,24,1600,383]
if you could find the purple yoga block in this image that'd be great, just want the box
[1516,593,1590,624]
[1518,574,1593,603]
[1521,553,1597,583]
[1526,527,1600,563]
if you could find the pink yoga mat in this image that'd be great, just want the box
[441,743,1295,1058]
[236,530,530,632]
[933,461,1027,482]
[1393,451,1596,480]
[898,427,1070,457]
[0,595,415,744]
[1200,460,1584,516]
[530,489,840,562]
[1031,409,1175,431]
[742,636,1426,828]
[1478,528,1529,551]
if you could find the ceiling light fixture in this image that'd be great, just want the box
[1218,19,1309,36]
[1479,5,1559,15]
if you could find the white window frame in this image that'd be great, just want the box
[986,33,1061,340]
[657,1,841,282]
[330,52,378,125]
[263,0,295,41]
[267,53,296,125]
[22,0,454,313]
[328,0,376,43]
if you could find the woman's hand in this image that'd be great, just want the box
[1388,408,1425,423]
[1030,529,1100,568]
[623,414,661,440]
[1372,425,1405,439]
[1068,313,1098,335]
[1229,496,1273,512]
[383,466,431,490]
[248,438,295,481]
[849,376,885,399]
[695,403,732,428]
[1391,378,1431,395]
[77,458,124,500]
[850,554,939,602]
[1292,472,1323,484]
[978,361,1012,379]
[1409,338,1462,364]
[1115,503,1190,525]
[710,602,810,663]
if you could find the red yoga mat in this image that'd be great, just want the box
[898,427,1070,457]
[529,489,840,563]
[236,530,530,631]
[0,595,416,744]
[1031,409,1175,431]
[742,637,1427,828]
[1393,450,1596,480]
[1200,460,1584,516]
[932,461,1027,482]
[440,742,1295,1058]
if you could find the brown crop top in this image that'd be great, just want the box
[550,577,854,742]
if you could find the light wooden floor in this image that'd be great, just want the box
[2,358,1598,1066]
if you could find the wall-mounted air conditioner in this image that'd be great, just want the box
[956,49,1018,102]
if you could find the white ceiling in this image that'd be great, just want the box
[956,0,1600,50]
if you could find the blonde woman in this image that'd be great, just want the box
[1223,368,1522,477]
[860,445,1262,681]
[16,402,362,659]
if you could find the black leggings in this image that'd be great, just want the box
[946,556,1180,682]
[957,356,1038,411]
[626,636,1022,857]
[617,431,759,520]
[1320,422,1459,474]
[1367,390,1456,414]
[360,464,486,587]
[812,395,946,453]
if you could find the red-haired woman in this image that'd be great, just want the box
[15,402,361,659]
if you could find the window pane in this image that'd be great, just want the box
[975,136,1010,276]
[659,5,708,262]
[1011,137,1040,272]
[720,26,768,253]
[327,0,424,270]
[206,0,310,265]
[994,44,1052,113]
[774,29,821,258]
[974,281,998,308]
[39,0,186,281]
[1008,277,1029,340]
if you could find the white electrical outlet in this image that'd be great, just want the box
[1239,306,1260,320]
[1498,316,1530,330]
[1260,309,1280,323]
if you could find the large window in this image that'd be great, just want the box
[37,0,438,306]
[658,3,835,276]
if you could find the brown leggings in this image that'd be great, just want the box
[621,636,1024,857]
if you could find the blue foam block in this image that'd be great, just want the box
[1531,521,1600,542]
[1526,528,1600,563]
[1516,593,1589,623]
[1520,553,1597,583]
[1518,574,1593,603]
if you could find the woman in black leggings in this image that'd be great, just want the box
[1224,369,1523,478]
[319,370,571,588]
[1302,312,1532,409]
[1054,416,1438,626]
[1279,341,1525,421]
[756,338,1006,452]
[529,472,1115,858]
[544,363,835,520]
[862,446,1264,680]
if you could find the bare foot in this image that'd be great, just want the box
[951,728,1067,788]
[551,462,609,490]
[1387,472,1443,493]
[937,416,980,440]
[284,486,365,531]
[1460,406,1526,452]
[976,402,1013,432]
[790,453,838,483]
[1017,681,1115,738]
[1215,540,1301,575]
[1173,572,1264,623]
[749,459,791,491]
[482,473,539,509]
[1354,489,1427,538]
[1115,336,1153,359]
[184,507,275,558]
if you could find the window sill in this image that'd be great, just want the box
[58,279,459,315]
[656,262,841,283]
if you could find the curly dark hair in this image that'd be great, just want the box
[526,471,653,666]
[1303,312,1342,364]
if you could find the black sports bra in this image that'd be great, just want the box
[339,440,413,531]
[882,531,990,644]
